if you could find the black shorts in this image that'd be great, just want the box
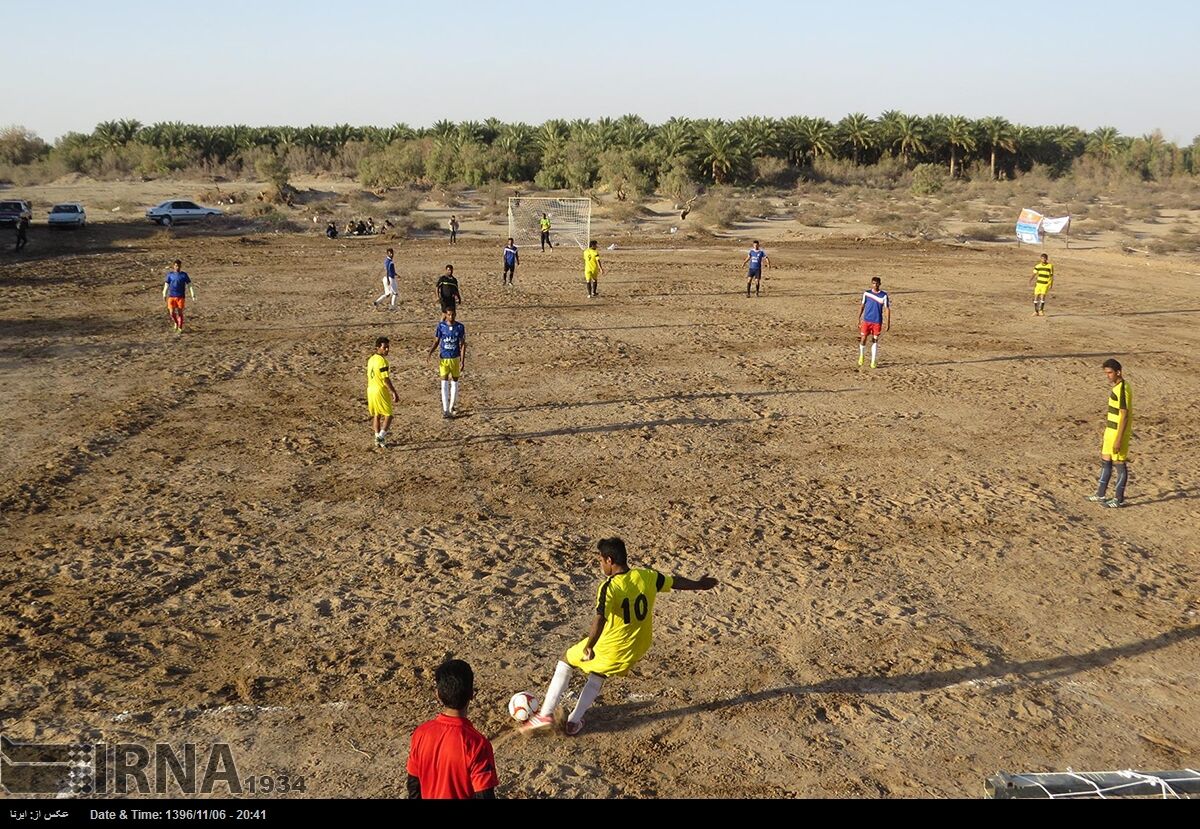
[503,264,515,275]
[440,298,457,313]
[747,270,762,280]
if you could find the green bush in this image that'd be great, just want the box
[910,163,946,195]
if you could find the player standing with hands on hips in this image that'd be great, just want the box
[521,537,717,736]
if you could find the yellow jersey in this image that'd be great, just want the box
[1033,261,1054,290]
[584,248,600,277]
[586,568,673,674]
[540,217,552,232]
[366,353,390,391]
[1105,379,1132,433]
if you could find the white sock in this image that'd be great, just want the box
[539,661,572,717]
[859,343,865,360]
[871,342,878,363]
[440,380,450,412]
[449,380,458,412]
[569,674,604,726]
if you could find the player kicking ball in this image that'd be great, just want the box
[857,276,891,369]
[521,537,717,736]
[428,307,466,419]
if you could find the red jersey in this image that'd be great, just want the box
[406,714,498,799]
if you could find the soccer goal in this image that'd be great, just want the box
[508,197,591,249]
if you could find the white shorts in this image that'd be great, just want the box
[381,277,397,295]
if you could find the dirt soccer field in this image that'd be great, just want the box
[1,224,1198,798]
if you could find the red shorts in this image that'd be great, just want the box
[167,297,185,311]
[860,322,882,337]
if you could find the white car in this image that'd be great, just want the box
[47,202,86,228]
[145,199,222,227]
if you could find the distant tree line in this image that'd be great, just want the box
[2,114,1197,195]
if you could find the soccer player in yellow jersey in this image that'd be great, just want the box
[522,537,717,736]
[583,240,604,298]
[1088,358,1133,507]
[366,336,399,448]
[1029,253,1054,316]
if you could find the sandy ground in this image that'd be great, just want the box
[1,202,1198,799]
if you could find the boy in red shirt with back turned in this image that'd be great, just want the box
[406,659,499,799]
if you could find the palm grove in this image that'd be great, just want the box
[2,114,1197,198]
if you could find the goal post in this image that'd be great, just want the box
[508,197,591,250]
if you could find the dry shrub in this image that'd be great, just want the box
[963,224,1012,242]
[693,189,740,230]
[606,200,646,226]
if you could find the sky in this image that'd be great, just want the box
[8,0,1200,144]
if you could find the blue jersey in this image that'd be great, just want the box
[861,289,890,325]
[503,244,518,266]
[384,256,396,280]
[164,270,191,298]
[747,249,766,272]
[436,320,466,358]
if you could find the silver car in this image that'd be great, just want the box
[48,203,87,228]
[145,199,222,227]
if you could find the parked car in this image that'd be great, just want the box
[47,202,87,228]
[145,200,222,227]
[0,199,33,226]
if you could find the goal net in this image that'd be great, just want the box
[508,197,591,249]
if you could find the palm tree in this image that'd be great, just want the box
[615,114,652,149]
[778,116,809,166]
[653,117,694,159]
[978,117,1016,180]
[457,121,486,144]
[891,114,928,165]
[734,116,777,159]
[698,121,745,184]
[1087,126,1124,162]
[837,113,875,165]
[92,119,142,149]
[430,119,457,139]
[944,115,976,177]
[800,117,836,164]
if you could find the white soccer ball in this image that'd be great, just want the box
[508,691,539,722]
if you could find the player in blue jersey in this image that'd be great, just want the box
[502,238,519,286]
[741,241,770,297]
[162,259,195,333]
[857,277,891,369]
[373,248,399,310]
[428,306,467,418]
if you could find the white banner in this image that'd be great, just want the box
[1041,215,1071,235]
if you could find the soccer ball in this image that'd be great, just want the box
[508,691,539,722]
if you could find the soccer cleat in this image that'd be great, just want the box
[442,410,451,419]
[858,355,865,367]
[1086,494,1105,502]
[1104,498,1123,508]
[564,719,584,737]
[870,361,877,369]
[520,714,554,734]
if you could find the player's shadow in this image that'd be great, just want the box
[909,349,1166,368]
[397,415,759,451]
[585,625,1200,735]
[1131,487,1200,506]
[1051,308,1200,319]
[479,387,861,416]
